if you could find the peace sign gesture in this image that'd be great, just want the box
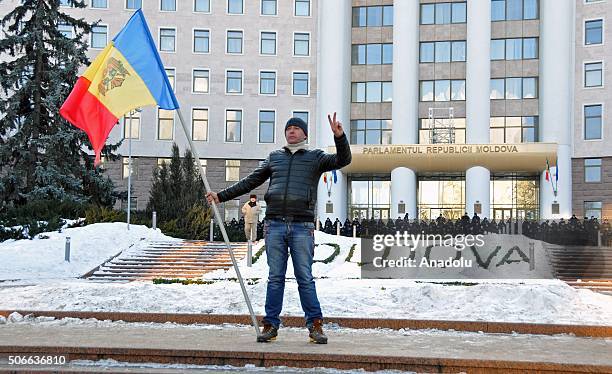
[327,112,344,137]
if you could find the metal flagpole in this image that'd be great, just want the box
[127,110,133,231]
[175,109,260,337]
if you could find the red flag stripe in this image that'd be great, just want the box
[60,77,119,165]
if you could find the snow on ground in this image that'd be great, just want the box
[0,222,179,280]
[1,224,611,325]
[1,277,611,325]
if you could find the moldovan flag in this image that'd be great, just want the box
[60,9,179,165]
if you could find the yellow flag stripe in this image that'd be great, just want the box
[84,42,157,118]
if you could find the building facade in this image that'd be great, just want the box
[573,0,612,220]
[1,0,609,222]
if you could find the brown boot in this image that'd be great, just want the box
[257,322,278,342]
[308,319,328,344]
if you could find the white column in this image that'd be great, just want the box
[316,0,351,222]
[390,0,419,220]
[465,1,491,218]
[539,0,573,219]
[392,0,419,144]
[391,167,417,220]
[466,166,491,218]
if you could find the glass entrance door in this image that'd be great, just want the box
[493,208,512,221]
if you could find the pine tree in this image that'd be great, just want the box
[146,143,210,239]
[0,0,121,217]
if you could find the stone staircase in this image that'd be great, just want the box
[545,244,612,295]
[85,240,250,282]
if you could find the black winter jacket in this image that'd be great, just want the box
[217,133,352,221]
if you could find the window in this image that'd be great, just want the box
[122,157,137,179]
[435,41,451,62]
[351,119,392,145]
[59,0,72,6]
[585,159,602,183]
[421,4,435,25]
[160,0,176,11]
[92,0,107,8]
[491,38,538,60]
[259,111,275,143]
[260,71,276,95]
[295,0,310,16]
[226,160,240,181]
[157,158,172,168]
[226,70,242,94]
[193,29,209,53]
[193,69,209,93]
[192,108,208,141]
[194,0,210,12]
[352,82,392,103]
[123,111,140,139]
[293,72,309,95]
[491,39,505,60]
[451,2,466,23]
[420,2,467,25]
[294,33,310,56]
[228,0,243,14]
[451,80,466,101]
[158,109,174,140]
[420,42,434,63]
[434,80,450,101]
[585,62,603,87]
[435,3,451,24]
[159,28,176,52]
[451,41,466,61]
[353,6,393,27]
[523,38,538,59]
[165,68,175,91]
[420,80,465,102]
[194,159,207,174]
[506,38,522,60]
[489,116,538,143]
[226,110,242,142]
[90,25,107,49]
[490,77,538,99]
[227,30,243,53]
[224,199,240,221]
[420,41,465,62]
[584,201,602,220]
[420,81,434,101]
[492,0,538,21]
[126,0,142,9]
[353,43,392,64]
[262,0,276,15]
[584,104,602,140]
[419,118,467,144]
[260,32,276,55]
[293,111,309,126]
[58,22,73,38]
[585,19,603,45]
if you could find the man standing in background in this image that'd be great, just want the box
[242,194,260,241]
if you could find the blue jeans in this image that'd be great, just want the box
[262,219,322,328]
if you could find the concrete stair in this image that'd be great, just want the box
[545,244,612,295]
[86,241,250,282]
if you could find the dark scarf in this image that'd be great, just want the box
[248,201,257,207]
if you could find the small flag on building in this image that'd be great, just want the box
[60,9,179,165]
[545,158,550,181]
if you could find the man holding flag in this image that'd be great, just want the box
[207,113,352,344]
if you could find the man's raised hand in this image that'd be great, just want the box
[328,112,344,137]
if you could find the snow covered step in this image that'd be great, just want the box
[85,240,249,282]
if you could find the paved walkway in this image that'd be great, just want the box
[0,323,610,373]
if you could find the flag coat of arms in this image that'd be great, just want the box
[60,9,179,165]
